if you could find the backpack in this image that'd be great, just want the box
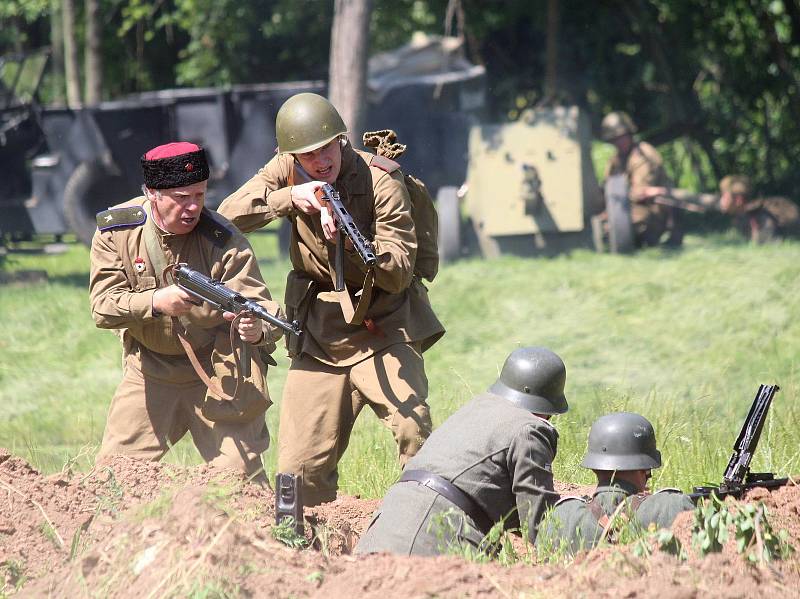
[363,130,439,282]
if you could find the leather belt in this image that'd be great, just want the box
[399,469,494,535]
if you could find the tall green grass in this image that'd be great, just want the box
[1,231,798,498]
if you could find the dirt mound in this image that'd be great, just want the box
[2,449,799,598]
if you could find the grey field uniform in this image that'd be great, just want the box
[536,480,693,554]
[355,393,559,556]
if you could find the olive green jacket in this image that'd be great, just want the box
[355,393,559,557]
[536,480,693,555]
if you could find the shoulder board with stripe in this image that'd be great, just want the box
[96,206,147,231]
[554,495,588,507]
[369,154,401,174]
[196,209,233,248]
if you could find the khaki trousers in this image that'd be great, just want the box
[278,342,432,506]
[97,354,270,478]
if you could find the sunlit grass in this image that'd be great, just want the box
[1,231,798,497]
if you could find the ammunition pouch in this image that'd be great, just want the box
[200,330,272,423]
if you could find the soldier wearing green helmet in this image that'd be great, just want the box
[355,347,567,556]
[217,93,444,506]
[600,111,683,247]
[536,412,693,555]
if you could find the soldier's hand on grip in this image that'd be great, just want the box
[223,312,263,343]
[291,181,337,240]
[152,285,199,316]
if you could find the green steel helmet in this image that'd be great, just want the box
[581,412,662,471]
[488,347,568,415]
[601,111,637,142]
[275,93,348,154]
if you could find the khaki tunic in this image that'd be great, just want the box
[536,480,693,555]
[737,196,800,243]
[218,144,444,365]
[89,197,283,475]
[355,394,559,556]
[218,143,444,504]
[605,141,672,244]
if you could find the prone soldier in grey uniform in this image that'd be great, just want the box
[355,347,567,556]
[536,412,693,555]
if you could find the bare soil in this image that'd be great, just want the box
[1,449,798,598]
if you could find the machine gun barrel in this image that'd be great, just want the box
[173,263,302,337]
[722,383,779,486]
[690,384,785,503]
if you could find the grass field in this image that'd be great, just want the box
[1,230,798,499]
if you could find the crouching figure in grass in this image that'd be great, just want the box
[536,412,694,555]
[355,346,567,556]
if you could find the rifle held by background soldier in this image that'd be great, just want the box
[691,384,788,503]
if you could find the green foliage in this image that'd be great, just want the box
[631,524,687,561]
[692,495,734,555]
[306,570,324,585]
[271,517,307,549]
[0,559,27,598]
[133,489,174,521]
[692,496,794,563]
[734,502,794,564]
[3,0,800,198]
[39,521,59,548]
[184,578,240,599]
[96,467,126,515]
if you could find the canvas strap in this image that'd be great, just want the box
[142,202,246,401]
[588,493,648,542]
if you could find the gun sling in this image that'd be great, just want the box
[399,469,494,535]
[142,202,247,401]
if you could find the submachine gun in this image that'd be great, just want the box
[315,183,377,291]
[691,384,789,503]
[173,263,302,338]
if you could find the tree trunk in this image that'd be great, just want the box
[85,0,102,105]
[543,0,559,102]
[328,0,373,149]
[62,0,81,108]
[50,0,65,105]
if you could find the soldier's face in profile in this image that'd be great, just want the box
[151,180,207,234]
[295,138,342,184]
[720,191,745,215]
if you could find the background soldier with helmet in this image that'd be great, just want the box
[354,347,567,556]
[217,93,444,506]
[599,111,683,248]
[536,412,693,555]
